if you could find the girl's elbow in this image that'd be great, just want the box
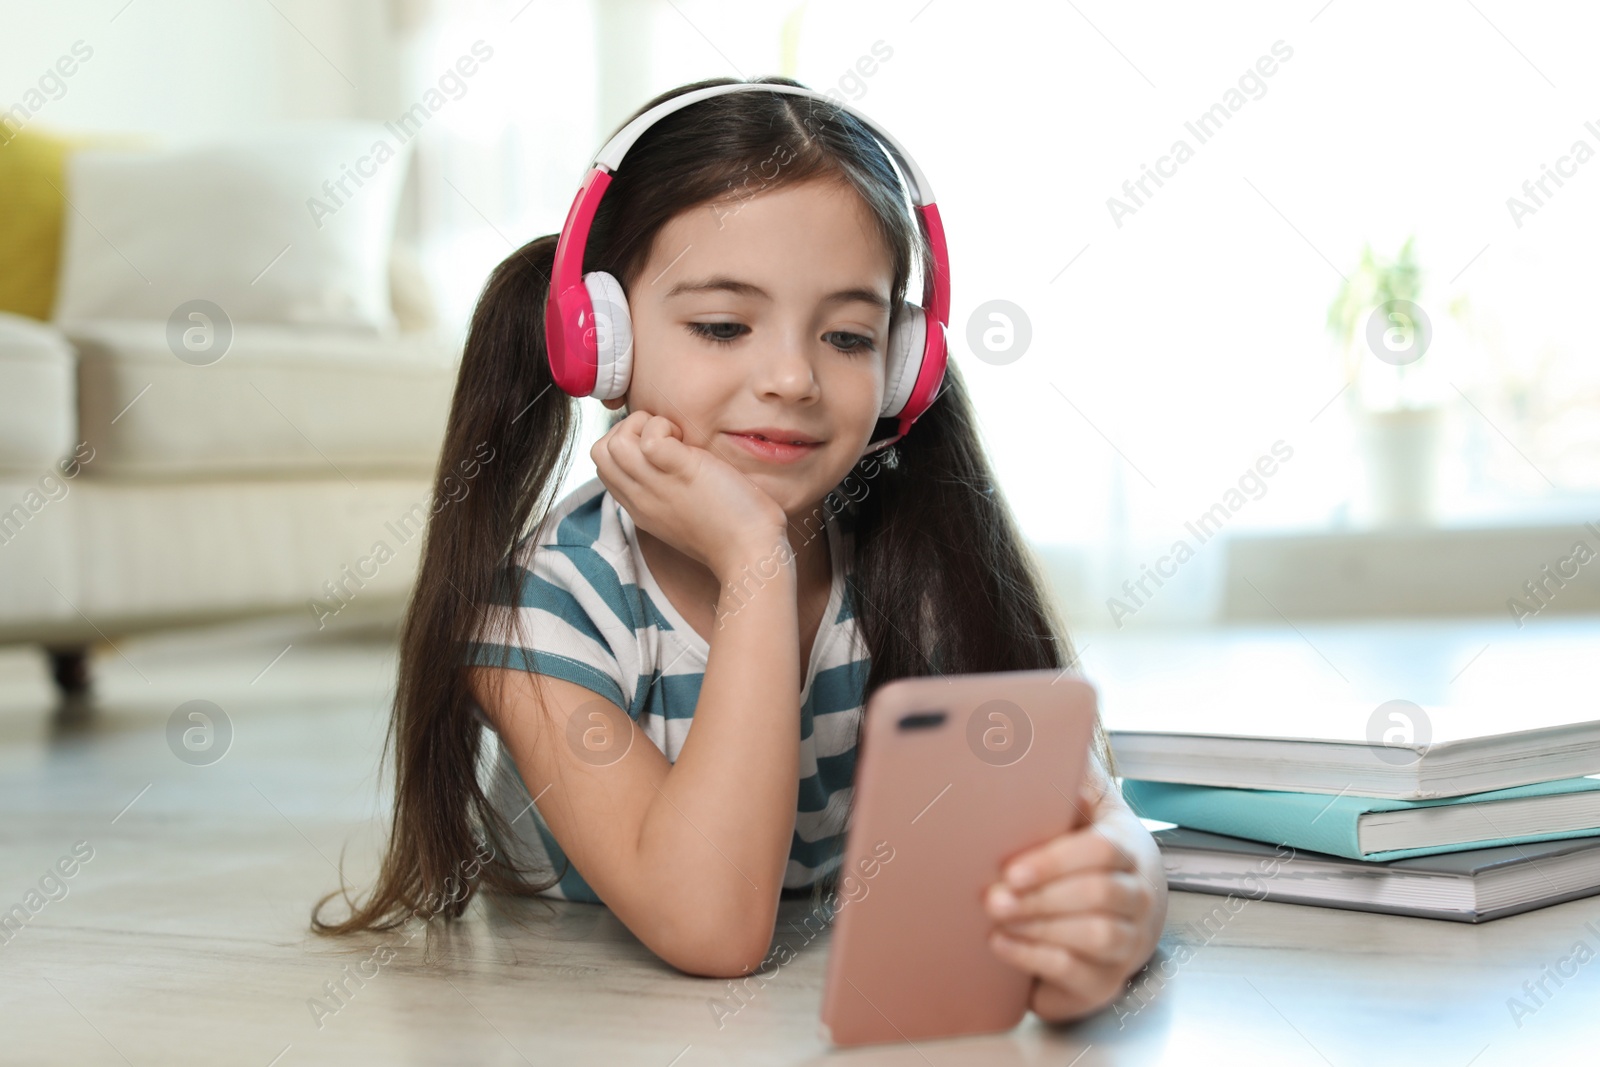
[669,945,769,979]
[658,928,773,979]
[611,869,779,977]
[656,909,777,979]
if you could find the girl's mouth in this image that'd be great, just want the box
[723,432,823,464]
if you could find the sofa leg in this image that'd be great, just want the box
[46,645,93,698]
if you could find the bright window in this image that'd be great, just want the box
[415,1,1600,555]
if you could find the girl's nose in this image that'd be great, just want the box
[754,333,820,402]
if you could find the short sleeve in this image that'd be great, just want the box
[463,542,635,714]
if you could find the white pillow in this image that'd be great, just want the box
[53,123,410,333]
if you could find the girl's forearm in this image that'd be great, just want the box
[633,544,801,972]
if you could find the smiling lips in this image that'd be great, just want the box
[728,426,823,445]
[724,428,824,464]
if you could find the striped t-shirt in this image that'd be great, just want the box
[464,475,870,903]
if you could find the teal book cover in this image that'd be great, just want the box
[1120,776,1600,862]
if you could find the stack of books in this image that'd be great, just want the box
[1108,699,1600,922]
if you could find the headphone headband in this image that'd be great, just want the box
[546,81,950,447]
[593,83,938,206]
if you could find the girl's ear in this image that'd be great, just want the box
[601,395,628,412]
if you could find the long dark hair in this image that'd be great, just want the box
[311,75,1114,938]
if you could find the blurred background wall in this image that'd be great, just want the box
[4,0,1599,646]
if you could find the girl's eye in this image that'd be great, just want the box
[685,322,877,355]
[824,331,877,355]
[687,321,747,345]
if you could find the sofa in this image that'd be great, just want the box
[0,123,461,697]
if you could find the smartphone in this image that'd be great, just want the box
[818,669,1100,1048]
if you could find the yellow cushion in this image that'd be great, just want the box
[0,126,145,321]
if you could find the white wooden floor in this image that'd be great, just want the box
[3,616,1598,1065]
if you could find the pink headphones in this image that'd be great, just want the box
[544,82,950,452]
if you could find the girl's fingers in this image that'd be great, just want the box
[590,430,643,498]
[994,913,1141,968]
[638,417,688,472]
[987,869,1150,923]
[988,931,1122,1006]
[643,435,690,475]
[1002,824,1137,892]
[643,414,683,440]
[1026,965,1118,1025]
[604,410,650,451]
[603,423,660,484]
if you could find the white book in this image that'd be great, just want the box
[1107,695,1600,800]
[1154,826,1600,923]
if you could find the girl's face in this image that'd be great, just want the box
[607,177,893,524]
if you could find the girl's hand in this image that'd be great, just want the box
[591,410,790,578]
[983,774,1169,1024]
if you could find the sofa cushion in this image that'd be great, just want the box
[0,312,75,474]
[53,123,410,333]
[0,127,149,322]
[0,474,432,645]
[68,320,459,478]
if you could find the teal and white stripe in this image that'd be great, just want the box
[466,476,868,902]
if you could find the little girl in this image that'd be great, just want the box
[315,74,1167,1025]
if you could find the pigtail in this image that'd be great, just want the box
[855,361,1086,682]
[311,235,578,936]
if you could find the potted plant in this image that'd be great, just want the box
[1325,236,1457,525]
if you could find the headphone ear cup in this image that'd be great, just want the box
[881,305,928,418]
[582,271,633,400]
